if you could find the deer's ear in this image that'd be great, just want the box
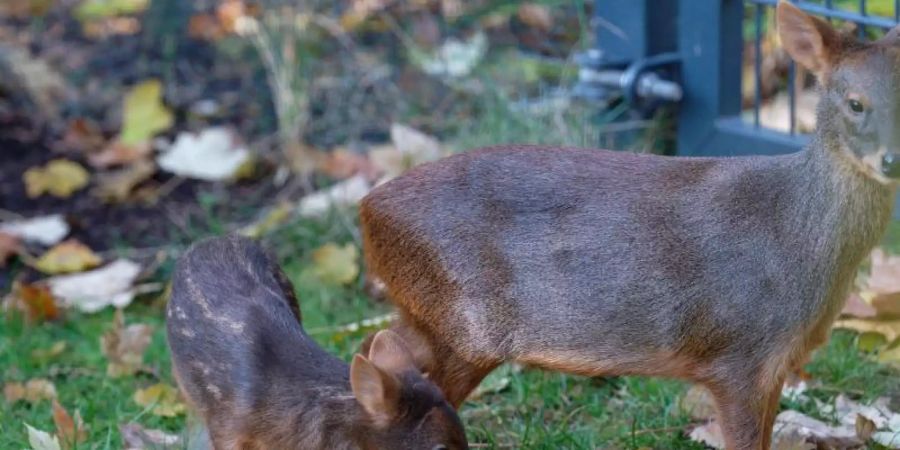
[777,1,842,77]
[367,329,417,374]
[879,23,900,45]
[350,354,400,427]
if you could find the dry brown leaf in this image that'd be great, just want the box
[4,378,57,404]
[517,3,553,31]
[24,159,91,198]
[101,309,153,377]
[120,423,182,449]
[0,232,22,267]
[60,118,106,154]
[52,399,87,450]
[92,159,156,202]
[318,148,378,180]
[188,13,226,41]
[680,385,717,421]
[9,282,61,323]
[88,139,152,168]
[133,383,186,417]
[842,292,878,319]
[35,239,102,274]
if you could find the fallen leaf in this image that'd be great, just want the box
[860,248,900,318]
[101,309,153,377]
[35,239,102,274]
[0,214,69,246]
[517,3,553,31]
[120,80,173,146]
[0,232,22,266]
[46,259,142,312]
[133,383,186,417]
[775,410,862,448]
[834,318,900,344]
[4,378,57,404]
[879,344,900,366]
[75,0,148,21]
[120,423,182,449]
[31,341,67,360]
[842,292,878,319]
[689,421,725,449]
[873,430,900,448]
[298,174,371,218]
[25,423,62,450]
[60,118,106,154]
[52,399,87,450]
[318,148,377,180]
[24,160,90,198]
[10,282,61,323]
[835,395,894,429]
[413,31,487,78]
[856,413,877,442]
[88,139,152,168]
[240,202,294,239]
[92,159,156,202]
[311,242,359,285]
[157,127,250,181]
[370,124,445,180]
[680,385,717,421]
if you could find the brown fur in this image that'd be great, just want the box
[166,235,468,450]
[358,3,900,449]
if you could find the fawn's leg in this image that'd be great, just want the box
[707,367,785,450]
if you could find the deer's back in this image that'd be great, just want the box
[166,235,349,418]
[361,145,825,374]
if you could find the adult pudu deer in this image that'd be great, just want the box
[359,2,900,449]
[166,235,467,450]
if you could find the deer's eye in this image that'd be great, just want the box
[848,99,865,114]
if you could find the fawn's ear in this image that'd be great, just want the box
[350,354,401,427]
[777,1,842,77]
[367,329,418,374]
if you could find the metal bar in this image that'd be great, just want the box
[746,0,896,28]
[860,0,868,39]
[754,4,763,128]
[788,61,796,135]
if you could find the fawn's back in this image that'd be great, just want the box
[167,235,468,450]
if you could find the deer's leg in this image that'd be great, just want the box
[707,366,785,450]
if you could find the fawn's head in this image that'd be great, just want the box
[778,1,900,182]
[350,330,468,450]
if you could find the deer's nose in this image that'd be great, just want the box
[881,152,900,178]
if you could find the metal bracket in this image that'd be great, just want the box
[577,52,682,110]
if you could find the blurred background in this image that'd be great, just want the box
[2,1,900,449]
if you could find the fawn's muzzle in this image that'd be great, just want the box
[882,152,900,178]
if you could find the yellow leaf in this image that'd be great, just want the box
[24,160,90,198]
[133,383,185,417]
[91,159,156,202]
[75,0,148,22]
[834,318,900,344]
[101,309,153,377]
[120,80,173,146]
[35,240,102,274]
[878,345,900,367]
[311,242,359,285]
[31,341,67,360]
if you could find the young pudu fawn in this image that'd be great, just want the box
[359,3,900,449]
[166,235,468,450]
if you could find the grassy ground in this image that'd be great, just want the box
[3,102,900,449]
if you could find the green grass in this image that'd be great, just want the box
[3,94,900,450]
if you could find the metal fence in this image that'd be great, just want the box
[579,0,900,157]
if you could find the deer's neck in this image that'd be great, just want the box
[790,133,895,310]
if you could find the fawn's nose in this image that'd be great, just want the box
[881,152,900,178]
